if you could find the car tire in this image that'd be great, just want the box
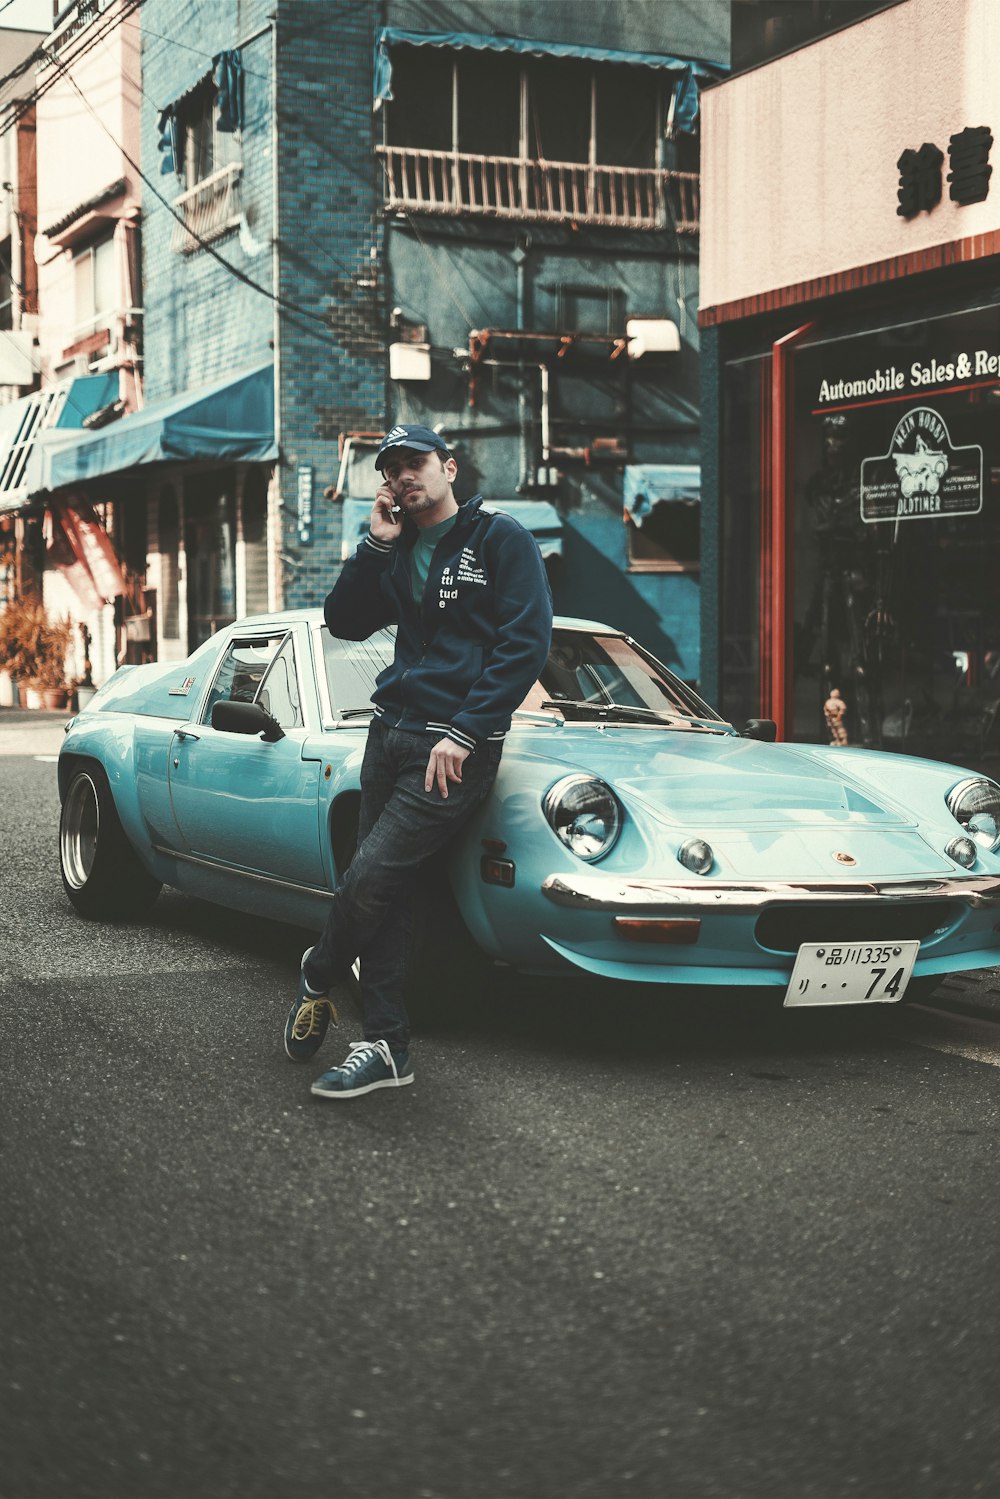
[59,765,161,921]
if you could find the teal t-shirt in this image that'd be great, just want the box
[409,511,458,601]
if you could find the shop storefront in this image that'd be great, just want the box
[718,301,1000,765]
[699,0,1000,769]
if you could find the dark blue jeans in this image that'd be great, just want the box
[304,720,503,1051]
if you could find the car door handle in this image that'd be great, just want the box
[174,726,202,742]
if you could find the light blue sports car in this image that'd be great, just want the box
[58,609,1000,1009]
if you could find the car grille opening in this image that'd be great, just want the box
[755,900,957,954]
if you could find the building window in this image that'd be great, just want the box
[73,233,116,337]
[169,74,243,253]
[626,500,701,573]
[379,50,698,232]
[177,78,240,192]
[623,465,701,574]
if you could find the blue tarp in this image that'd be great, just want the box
[373,29,727,134]
[623,463,700,519]
[27,364,277,496]
[340,496,562,561]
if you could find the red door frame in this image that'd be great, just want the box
[760,322,815,738]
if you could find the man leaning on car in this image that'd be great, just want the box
[282,423,553,1099]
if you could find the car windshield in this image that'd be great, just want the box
[525,630,730,730]
[321,624,731,731]
[322,628,396,715]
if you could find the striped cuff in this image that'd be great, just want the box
[444,725,477,752]
[364,531,393,554]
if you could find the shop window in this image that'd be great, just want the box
[185,480,236,651]
[73,233,116,337]
[157,488,179,641]
[242,469,269,615]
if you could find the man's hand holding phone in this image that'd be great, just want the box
[371,484,403,541]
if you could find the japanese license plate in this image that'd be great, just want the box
[783,941,920,1007]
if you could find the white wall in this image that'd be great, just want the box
[701,0,1000,311]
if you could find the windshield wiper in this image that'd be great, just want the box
[539,700,730,731]
[337,707,376,719]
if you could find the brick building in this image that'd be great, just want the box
[2,0,728,691]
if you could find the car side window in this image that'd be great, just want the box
[255,635,303,729]
[202,637,283,722]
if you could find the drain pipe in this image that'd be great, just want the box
[540,364,550,463]
[513,240,531,491]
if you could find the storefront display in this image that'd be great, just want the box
[721,302,1000,768]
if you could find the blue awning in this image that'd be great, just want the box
[0,374,121,514]
[373,29,727,134]
[340,496,562,561]
[624,463,700,520]
[26,363,277,496]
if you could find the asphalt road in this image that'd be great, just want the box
[4,717,1000,1499]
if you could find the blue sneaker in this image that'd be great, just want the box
[284,947,339,1062]
[311,1040,413,1099]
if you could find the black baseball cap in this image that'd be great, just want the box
[375,423,452,471]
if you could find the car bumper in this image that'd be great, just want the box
[541,872,1000,911]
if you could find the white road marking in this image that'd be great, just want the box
[903,1003,1000,1068]
[33,755,59,763]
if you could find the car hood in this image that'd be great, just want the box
[507,726,967,878]
[513,727,909,825]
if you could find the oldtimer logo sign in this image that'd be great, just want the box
[860,405,982,524]
[832,851,857,866]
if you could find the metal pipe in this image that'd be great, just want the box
[540,364,550,463]
[513,242,528,489]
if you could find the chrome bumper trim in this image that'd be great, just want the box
[541,872,1000,912]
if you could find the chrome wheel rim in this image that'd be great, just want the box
[61,774,99,889]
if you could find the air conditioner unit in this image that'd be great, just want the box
[626,318,681,359]
[389,342,431,381]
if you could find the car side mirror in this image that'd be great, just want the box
[211,699,286,742]
[743,718,777,742]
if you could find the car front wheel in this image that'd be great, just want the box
[59,766,161,920]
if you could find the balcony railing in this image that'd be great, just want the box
[171,162,242,254]
[376,146,699,233]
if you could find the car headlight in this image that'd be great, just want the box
[543,774,622,862]
[946,777,1000,851]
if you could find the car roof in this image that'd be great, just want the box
[234,608,622,635]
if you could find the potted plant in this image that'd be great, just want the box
[0,596,45,704]
[33,613,74,710]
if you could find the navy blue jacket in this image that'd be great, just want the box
[325,496,553,750]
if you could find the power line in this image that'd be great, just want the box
[0,0,146,133]
[86,15,366,287]
[45,44,346,349]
